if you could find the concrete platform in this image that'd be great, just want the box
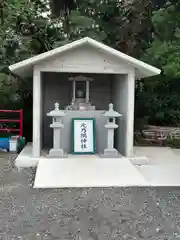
[15,143,39,168]
[134,146,180,165]
[34,157,148,188]
[16,143,150,168]
[16,144,180,187]
[137,165,180,186]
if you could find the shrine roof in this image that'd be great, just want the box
[9,37,161,78]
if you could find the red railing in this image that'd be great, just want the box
[0,109,23,136]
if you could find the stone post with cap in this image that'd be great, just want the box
[101,103,122,158]
[47,102,67,157]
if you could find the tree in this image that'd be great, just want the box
[136,1,180,126]
[50,0,154,57]
[2,0,177,133]
[143,1,180,77]
[0,0,63,140]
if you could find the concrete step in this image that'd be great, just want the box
[34,157,148,188]
[134,147,180,165]
[137,165,180,186]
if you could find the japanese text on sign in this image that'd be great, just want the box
[80,123,87,149]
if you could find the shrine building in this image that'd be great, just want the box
[9,37,161,168]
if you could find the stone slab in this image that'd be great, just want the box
[129,156,150,165]
[137,165,180,186]
[48,149,67,158]
[134,146,180,165]
[15,143,38,168]
[17,144,180,187]
[100,148,119,158]
[34,157,149,188]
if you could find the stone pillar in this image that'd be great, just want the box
[47,102,67,158]
[33,67,41,157]
[101,103,122,158]
[126,70,135,157]
[86,80,89,103]
[72,80,76,101]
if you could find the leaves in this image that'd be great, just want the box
[134,1,180,126]
[143,1,180,77]
[0,0,179,128]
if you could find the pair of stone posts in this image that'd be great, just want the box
[47,102,67,157]
[101,103,122,158]
[47,102,121,158]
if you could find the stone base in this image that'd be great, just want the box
[48,149,68,158]
[100,148,122,158]
[129,156,150,165]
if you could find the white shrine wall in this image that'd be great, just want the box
[112,71,135,157]
[33,67,43,157]
[112,74,126,155]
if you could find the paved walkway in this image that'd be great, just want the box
[16,144,180,187]
[134,147,180,186]
[34,157,148,188]
[34,147,180,188]
[134,146,180,165]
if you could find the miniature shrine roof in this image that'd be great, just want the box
[9,37,161,78]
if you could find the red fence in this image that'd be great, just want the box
[0,110,23,136]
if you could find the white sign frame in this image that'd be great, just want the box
[72,118,96,154]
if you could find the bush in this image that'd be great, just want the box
[134,116,149,132]
[165,138,180,149]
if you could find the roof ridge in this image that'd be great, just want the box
[9,37,161,78]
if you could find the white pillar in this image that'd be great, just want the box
[53,128,61,149]
[125,69,135,157]
[86,80,89,103]
[73,80,76,101]
[107,128,114,149]
[33,68,41,157]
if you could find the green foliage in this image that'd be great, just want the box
[1,0,180,140]
[134,117,149,131]
[0,73,19,108]
[135,75,180,126]
[143,2,180,77]
[165,138,180,149]
[136,1,180,127]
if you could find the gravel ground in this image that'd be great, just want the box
[0,152,180,240]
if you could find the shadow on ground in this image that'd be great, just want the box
[0,152,180,240]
